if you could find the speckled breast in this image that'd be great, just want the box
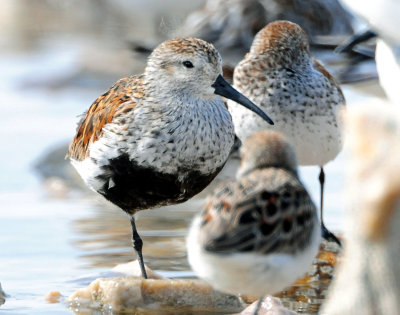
[86,97,235,214]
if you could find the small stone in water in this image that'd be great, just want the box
[45,290,62,303]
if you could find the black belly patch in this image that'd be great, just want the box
[96,154,223,214]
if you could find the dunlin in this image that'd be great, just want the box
[322,103,400,315]
[66,37,273,279]
[338,0,400,103]
[228,20,345,245]
[177,0,353,54]
[187,131,320,313]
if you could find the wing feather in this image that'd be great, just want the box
[200,169,317,255]
[66,75,144,160]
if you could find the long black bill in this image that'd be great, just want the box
[335,30,377,55]
[212,74,274,125]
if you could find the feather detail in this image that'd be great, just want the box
[67,75,144,160]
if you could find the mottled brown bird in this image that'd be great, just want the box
[187,131,320,313]
[67,37,273,278]
[228,20,346,245]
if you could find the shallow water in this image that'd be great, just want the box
[0,2,386,313]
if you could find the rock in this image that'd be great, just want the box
[67,242,341,314]
[275,239,341,313]
[34,142,89,194]
[241,296,297,315]
[67,277,244,313]
[45,291,62,304]
[0,283,5,305]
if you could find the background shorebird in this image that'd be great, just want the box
[227,20,346,245]
[337,0,400,104]
[322,103,400,315]
[175,0,353,56]
[187,130,320,314]
[66,37,273,279]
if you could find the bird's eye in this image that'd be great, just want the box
[182,61,194,68]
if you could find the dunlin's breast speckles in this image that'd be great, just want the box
[228,20,345,165]
[67,37,273,278]
[187,131,320,308]
[228,20,345,245]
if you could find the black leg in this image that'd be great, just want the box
[130,216,148,279]
[319,167,342,246]
[254,297,264,315]
[319,167,325,221]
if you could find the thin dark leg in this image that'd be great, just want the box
[319,167,342,246]
[319,167,325,224]
[130,216,148,279]
[254,297,264,315]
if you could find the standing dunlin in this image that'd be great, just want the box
[187,131,320,313]
[66,37,273,279]
[228,20,345,245]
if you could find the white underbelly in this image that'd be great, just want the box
[187,217,321,297]
[231,109,343,166]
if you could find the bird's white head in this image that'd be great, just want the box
[145,37,274,124]
[145,37,223,99]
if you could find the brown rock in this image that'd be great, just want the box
[240,296,297,315]
[0,283,5,306]
[67,277,244,313]
[45,291,62,304]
